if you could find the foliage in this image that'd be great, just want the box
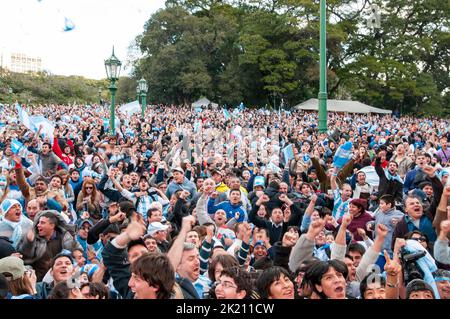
[134,0,449,114]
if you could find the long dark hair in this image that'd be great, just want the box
[255,266,293,299]
[303,260,348,299]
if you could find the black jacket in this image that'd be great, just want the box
[97,175,127,202]
[176,277,200,299]
[374,157,403,203]
[248,204,283,245]
[272,242,292,272]
[102,241,134,299]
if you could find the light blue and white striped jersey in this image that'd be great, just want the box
[332,189,350,220]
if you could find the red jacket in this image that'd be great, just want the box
[338,211,374,242]
[52,137,73,166]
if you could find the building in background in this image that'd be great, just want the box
[8,52,42,74]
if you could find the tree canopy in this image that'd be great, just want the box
[134,0,449,115]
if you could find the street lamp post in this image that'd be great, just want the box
[104,47,122,135]
[98,88,102,106]
[318,0,328,133]
[8,87,13,105]
[138,78,148,118]
[136,86,140,104]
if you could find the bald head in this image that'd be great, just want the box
[27,199,41,221]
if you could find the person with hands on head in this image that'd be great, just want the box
[86,202,124,245]
[248,194,288,245]
[110,174,169,220]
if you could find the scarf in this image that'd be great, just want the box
[384,169,403,183]
[1,218,23,248]
[404,240,439,299]
[313,244,330,262]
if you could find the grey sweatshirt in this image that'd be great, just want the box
[374,208,404,254]
[434,238,449,265]
[288,234,315,273]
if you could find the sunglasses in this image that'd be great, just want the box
[411,236,427,242]
[85,186,94,189]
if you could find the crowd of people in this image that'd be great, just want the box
[0,102,449,300]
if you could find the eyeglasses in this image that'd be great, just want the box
[214,281,237,289]
[411,236,427,242]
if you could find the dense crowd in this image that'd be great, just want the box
[0,102,449,300]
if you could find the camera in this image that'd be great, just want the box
[399,247,426,285]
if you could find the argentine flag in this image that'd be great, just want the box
[16,103,33,131]
[223,109,231,120]
[11,139,24,154]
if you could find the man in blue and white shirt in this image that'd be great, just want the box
[330,168,353,220]
[118,176,169,220]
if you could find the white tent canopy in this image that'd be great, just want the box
[293,98,392,114]
[191,97,219,109]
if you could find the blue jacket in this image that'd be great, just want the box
[403,167,429,194]
[207,198,247,222]
[167,177,197,200]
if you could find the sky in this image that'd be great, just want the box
[0,0,166,79]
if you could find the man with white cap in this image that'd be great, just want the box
[0,199,33,248]
[147,222,170,253]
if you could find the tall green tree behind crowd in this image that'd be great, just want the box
[135,0,449,114]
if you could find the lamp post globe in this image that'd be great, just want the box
[104,47,122,135]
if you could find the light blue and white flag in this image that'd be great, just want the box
[29,115,55,140]
[223,109,231,120]
[282,144,295,164]
[103,118,121,132]
[16,103,33,131]
[11,139,24,154]
[119,100,140,116]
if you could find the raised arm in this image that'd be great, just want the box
[248,194,270,229]
[300,194,317,232]
[355,224,388,282]
[311,157,327,183]
[330,167,338,191]
[331,214,353,261]
[167,215,196,271]
[288,219,325,273]
[434,186,450,234]
[12,155,30,202]
[434,220,450,265]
